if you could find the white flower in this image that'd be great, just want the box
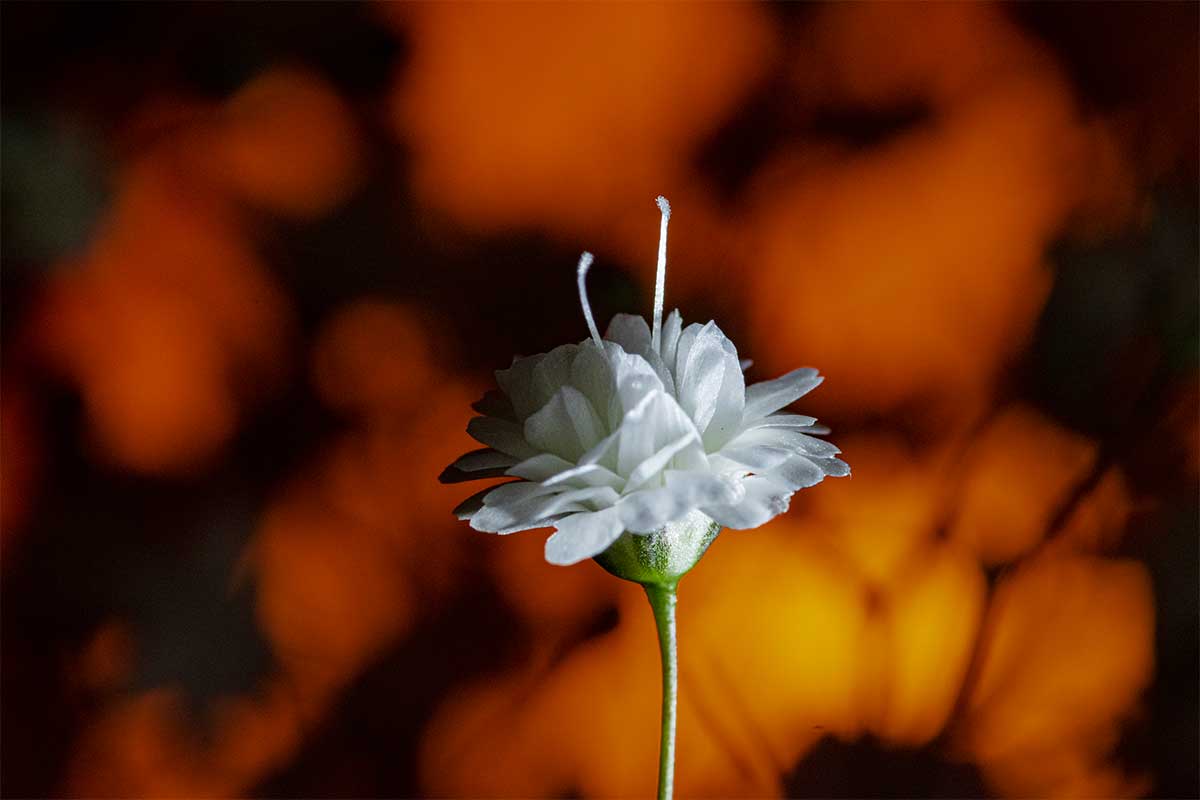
[442,197,848,566]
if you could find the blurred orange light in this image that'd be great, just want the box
[960,554,1155,797]
[951,405,1099,565]
[207,67,362,219]
[389,1,775,243]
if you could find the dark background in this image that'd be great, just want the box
[2,3,1197,798]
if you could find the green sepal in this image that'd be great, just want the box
[593,509,721,587]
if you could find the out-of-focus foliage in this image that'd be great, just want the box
[1,2,1195,798]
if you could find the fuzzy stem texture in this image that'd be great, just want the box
[644,583,678,800]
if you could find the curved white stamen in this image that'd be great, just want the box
[651,195,671,352]
[576,251,603,347]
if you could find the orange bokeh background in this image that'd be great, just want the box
[2,3,1196,798]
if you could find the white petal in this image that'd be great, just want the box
[524,385,605,462]
[743,368,823,419]
[604,314,676,393]
[718,443,793,471]
[744,413,819,429]
[545,486,619,513]
[481,480,557,506]
[665,469,745,505]
[768,455,826,490]
[707,453,753,478]
[453,484,502,519]
[782,432,841,457]
[617,471,739,533]
[617,489,692,533]
[508,453,626,489]
[577,428,621,473]
[471,505,566,534]
[544,509,625,565]
[643,350,677,397]
[727,427,841,458]
[495,353,546,420]
[493,344,582,422]
[530,344,578,412]
[670,321,744,447]
[604,313,652,355]
[506,453,576,482]
[467,416,539,459]
[568,342,617,421]
[471,491,583,533]
[703,336,745,449]
[703,475,792,529]
[672,322,703,379]
[440,448,518,483]
[660,309,683,368]
[614,393,660,475]
[471,390,517,421]
[472,482,622,533]
[462,489,573,533]
[805,455,851,478]
[668,443,714,473]
[454,448,518,471]
[607,348,666,424]
[677,325,728,430]
[543,462,624,489]
[616,391,699,478]
[489,515,573,535]
[624,432,700,492]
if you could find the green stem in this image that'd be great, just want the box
[644,583,678,800]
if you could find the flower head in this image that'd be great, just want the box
[442,197,848,568]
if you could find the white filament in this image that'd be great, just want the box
[576,251,603,347]
[651,195,671,352]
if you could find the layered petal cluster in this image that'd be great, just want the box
[442,311,848,565]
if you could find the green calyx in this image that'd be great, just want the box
[593,509,721,587]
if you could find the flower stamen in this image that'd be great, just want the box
[651,196,671,352]
[577,251,603,347]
